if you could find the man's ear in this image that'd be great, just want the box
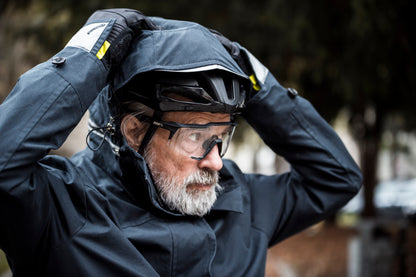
[121,115,146,151]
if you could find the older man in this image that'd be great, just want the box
[0,9,362,276]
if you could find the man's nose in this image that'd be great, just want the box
[197,144,223,171]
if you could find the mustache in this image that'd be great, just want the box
[183,169,219,187]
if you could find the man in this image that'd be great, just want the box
[0,9,362,276]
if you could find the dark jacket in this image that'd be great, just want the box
[0,17,362,276]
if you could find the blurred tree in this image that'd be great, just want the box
[253,0,416,217]
[323,0,416,217]
[1,0,415,217]
[344,0,416,216]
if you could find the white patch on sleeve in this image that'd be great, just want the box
[244,49,269,84]
[66,22,109,52]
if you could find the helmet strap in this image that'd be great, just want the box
[138,110,162,155]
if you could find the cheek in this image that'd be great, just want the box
[151,134,196,179]
[165,151,196,180]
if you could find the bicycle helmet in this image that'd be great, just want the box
[119,69,248,114]
[117,69,249,154]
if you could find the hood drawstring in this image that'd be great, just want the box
[86,119,116,152]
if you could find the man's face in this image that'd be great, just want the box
[143,111,230,217]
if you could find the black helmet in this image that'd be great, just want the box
[119,69,248,114]
[116,69,249,154]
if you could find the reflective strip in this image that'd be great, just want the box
[66,22,109,52]
[156,65,249,80]
[249,74,261,91]
[96,40,111,60]
[244,48,269,85]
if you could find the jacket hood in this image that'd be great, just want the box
[113,17,247,91]
[88,16,247,153]
[85,17,246,216]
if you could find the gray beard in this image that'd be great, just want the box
[144,148,222,217]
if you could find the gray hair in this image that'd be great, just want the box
[120,101,155,140]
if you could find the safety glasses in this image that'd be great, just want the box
[136,115,236,160]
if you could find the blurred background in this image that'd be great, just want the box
[1,0,415,276]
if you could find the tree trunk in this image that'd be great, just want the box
[360,133,380,217]
[391,128,399,179]
[357,106,383,218]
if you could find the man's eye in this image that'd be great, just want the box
[219,131,228,139]
[188,132,202,142]
[220,127,232,139]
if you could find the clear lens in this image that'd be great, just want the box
[167,123,236,159]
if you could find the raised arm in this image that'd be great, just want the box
[0,8,156,250]
[244,69,362,244]
[213,31,363,245]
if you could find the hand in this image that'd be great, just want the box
[210,29,269,97]
[66,9,158,70]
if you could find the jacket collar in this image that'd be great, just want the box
[211,160,244,213]
[211,186,244,214]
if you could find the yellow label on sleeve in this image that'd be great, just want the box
[96,40,111,60]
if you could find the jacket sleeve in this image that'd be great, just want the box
[242,72,363,246]
[0,47,107,252]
